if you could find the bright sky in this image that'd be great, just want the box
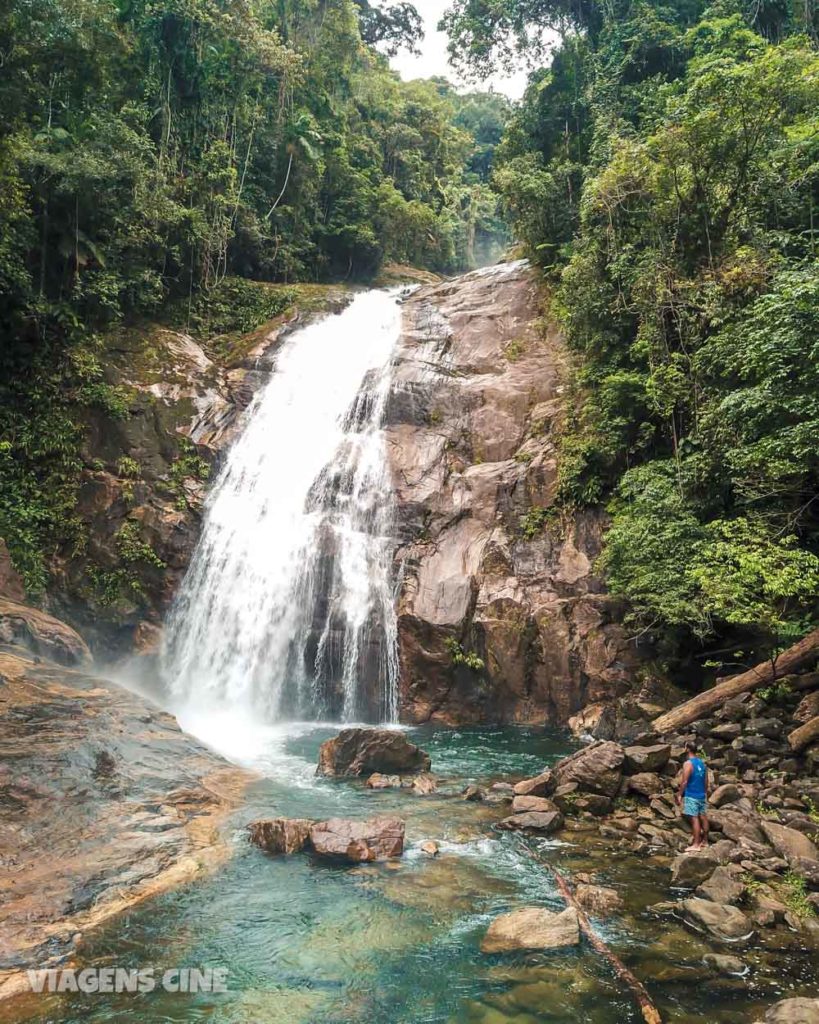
[390,0,531,100]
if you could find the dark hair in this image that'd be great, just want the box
[685,740,699,754]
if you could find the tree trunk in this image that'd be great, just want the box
[652,628,819,735]
[552,868,662,1024]
[788,715,819,754]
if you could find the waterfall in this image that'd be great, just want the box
[161,290,403,724]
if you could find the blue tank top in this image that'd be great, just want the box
[685,756,707,799]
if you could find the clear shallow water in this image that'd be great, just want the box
[7,725,815,1024]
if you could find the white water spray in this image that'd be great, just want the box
[161,290,403,724]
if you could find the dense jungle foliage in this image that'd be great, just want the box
[446,0,819,667]
[0,0,509,592]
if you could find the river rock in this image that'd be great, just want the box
[763,998,819,1023]
[551,741,625,797]
[760,820,819,866]
[366,772,402,789]
[710,783,743,808]
[695,866,746,904]
[703,954,748,976]
[497,810,564,833]
[248,818,313,855]
[512,795,560,814]
[670,851,719,887]
[575,884,623,917]
[513,769,555,797]
[411,772,437,795]
[316,728,430,777]
[418,840,439,857]
[624,744,671,774]
[679,898,754,942]
[628,772,664,798]
[480,907,580,953]
[308,816,405,862]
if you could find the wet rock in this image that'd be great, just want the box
[497,810,564,834]
[762,998,819,1023]
[627,772,664,798]
[695,866,746,905]
[679,898,755,942]
[316,728,430,777]
[463,784,486,802]
[710,783,743,808]
[513,769,554,797]
[703,953,748,976]
[418,840,439,857]
[551,741,624,797]
[0,650,250,996]
[308,816,405,862]
[624,744,671,774]
[0,597,92,666]
[575,884,623,917]
[480,907,580,953]
[490,782,516,794]
[760,820,819,866]
[366,772,402,789]
[670,851,720,888]
[248,818,313,855]
[410,772,437,795]
[511,795,560,814]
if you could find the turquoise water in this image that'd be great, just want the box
[6,726,815,1024]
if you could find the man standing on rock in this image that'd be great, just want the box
[676,740,710,852]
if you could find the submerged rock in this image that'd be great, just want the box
[762,998,819,1023]
[481,907,580,953]
[317,728,430,777]
[575,884,623,917]
[308,816,405,862]
[703,953,748,976]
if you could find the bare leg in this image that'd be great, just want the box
[699,814,709,847]
[684,815,701,850]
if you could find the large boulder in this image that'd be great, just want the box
[679,898,755,943]
[763,998,819,1024]
[670,851,719,888]
[761,821,819,866]
[308,816,405,862]
[695,866,746,905]
[513,769,554,797]
[497,810,564,834]
[624,744,671,774]
[551,741,625,797]
[0,597,91,666]
[511,795,560,814]
[316,728,430,777]
[710,783,743,808]
[481,907,580,953]
[575,884,623,917]
[248,818,313,855]
[628,772,665,798]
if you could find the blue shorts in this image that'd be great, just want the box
[683,796,707,817]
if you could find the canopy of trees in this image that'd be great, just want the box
[0,0,510,592]
[446,0,819,668]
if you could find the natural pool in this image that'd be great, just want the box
[5,725,814,1024]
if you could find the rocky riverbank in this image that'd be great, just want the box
[0,604,252,1002]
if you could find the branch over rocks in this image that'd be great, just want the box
[652,628,819,734]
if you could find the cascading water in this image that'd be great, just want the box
[161,289,403,725]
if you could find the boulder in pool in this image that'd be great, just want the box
[497,809,563,834]
[481,907,580,953]
[309,816,405,862]
[248,817,313,854]
[317,728,431,777]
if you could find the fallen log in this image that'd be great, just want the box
[552,867,662,1024]
[652,628,819,735]
[788,715,819,754]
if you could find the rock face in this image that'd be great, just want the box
[308,817,405,862]
[387,261,641,725]
[316,728,431,777]
[0,647,250,1000]
[481,907,580,953]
